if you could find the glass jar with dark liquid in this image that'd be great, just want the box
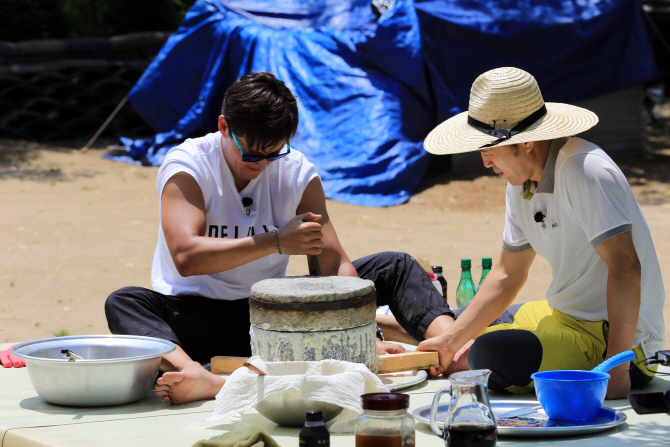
[430,369,497,447]
[355,393,415,447]
[446,425,497,447]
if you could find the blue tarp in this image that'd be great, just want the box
[415,0,660,124]
[112,0,659,206]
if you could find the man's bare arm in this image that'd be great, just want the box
[296,177,357,277]
[161,172,322,276]
[417,246,535,375]
[594,231,641,399]
[296,177,408,354]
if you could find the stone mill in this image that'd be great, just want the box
[248,276,378,372]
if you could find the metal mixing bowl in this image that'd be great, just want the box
[12,335,175,407]
[255,387,343,427]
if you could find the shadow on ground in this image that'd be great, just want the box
[1,118,669,198]
[0,137,114,182]
[615,118,670,204]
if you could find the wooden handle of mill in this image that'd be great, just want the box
[211,356,249,374]
[377,351,440,373]
[307,254,321,276]
[211,351,439,375]
[210,356,265,375]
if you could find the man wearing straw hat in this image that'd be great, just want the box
[418,67,665,399]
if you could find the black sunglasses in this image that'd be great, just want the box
[231,129,291,162]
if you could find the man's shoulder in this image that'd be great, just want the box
[271,147,316,176]
[283,147,311,164]
[556,137,620,178]
[166,132,219,160]
[157,133,220,188]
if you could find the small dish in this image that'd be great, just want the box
[378,369,428,391]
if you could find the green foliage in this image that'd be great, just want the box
[53,330,70,337]
[1,0,197,42]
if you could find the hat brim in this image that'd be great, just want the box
[424,103,599,155]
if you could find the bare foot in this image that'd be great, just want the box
[155,361,226,405]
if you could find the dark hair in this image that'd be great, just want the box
[510,143,519,156]
[221,72,299,152]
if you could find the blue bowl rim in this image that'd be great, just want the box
[531,370,610,382]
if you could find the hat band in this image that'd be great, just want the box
[467,104,548,149]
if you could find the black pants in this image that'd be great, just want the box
[105,251,455,364]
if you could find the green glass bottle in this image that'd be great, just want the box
[456,259,476,308]
[477,257,492,291]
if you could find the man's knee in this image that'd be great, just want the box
[105,286,141,312]
[377,251,419,272]
[354,252,416,281]
[358,251,409,266]
[468,330,543,393]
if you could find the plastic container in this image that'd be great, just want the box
[531,350,635,421]
[356,393,415,447]
[531,370,609,420]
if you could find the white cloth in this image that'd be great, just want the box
[151,132,318,300]
[376,305,392,315]
[207,357,390,433]
[503,137,665,356]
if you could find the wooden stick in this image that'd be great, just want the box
[211,351,440,375]
[377,351,440,374]
[211,356,248,374]
[307,254,321,276]
[80,96,128,153]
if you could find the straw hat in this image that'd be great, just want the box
[424,67,599,155]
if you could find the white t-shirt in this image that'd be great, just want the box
[151,132,318,300]
[503,137,665,356]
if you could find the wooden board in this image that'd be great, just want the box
[211,351,439,375]
[211,356,248,374]
[377,351,439,373]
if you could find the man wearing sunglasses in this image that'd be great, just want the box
[104,72,457,405]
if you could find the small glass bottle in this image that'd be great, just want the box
[455,259,476,308]
[477,257,492,291]
[431,265,448,305]
[355,393,415,447]
[299,410,330,447]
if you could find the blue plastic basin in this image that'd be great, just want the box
[531,370,610,421]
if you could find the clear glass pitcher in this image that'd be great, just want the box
[430,369,497,447]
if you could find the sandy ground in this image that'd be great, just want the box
[1,128,670,346]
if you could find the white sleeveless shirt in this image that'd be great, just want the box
[151,132,318,300]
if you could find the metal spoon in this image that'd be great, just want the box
[61,349,84,362]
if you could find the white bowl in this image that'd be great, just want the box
[255,387,343,427]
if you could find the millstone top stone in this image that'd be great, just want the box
[250,276,375,303]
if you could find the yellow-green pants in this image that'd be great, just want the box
[466,300,655,394]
